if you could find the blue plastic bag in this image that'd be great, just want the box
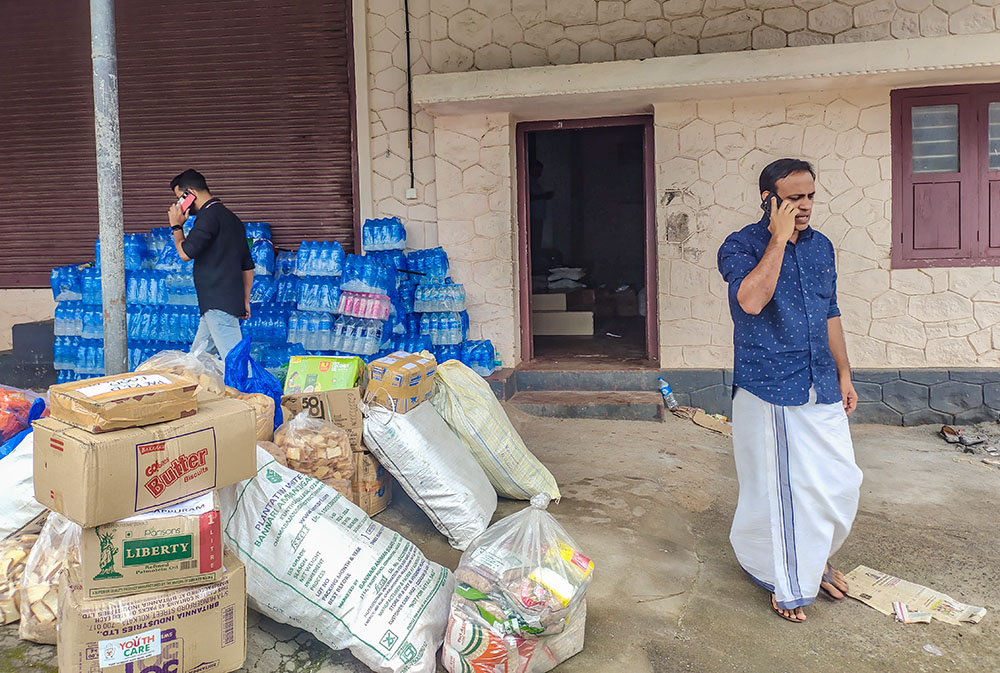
[224,336,283,431]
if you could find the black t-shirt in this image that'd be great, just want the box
[180,198,254,318]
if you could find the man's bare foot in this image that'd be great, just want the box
[770,594,806,622]
[820,564,849,600]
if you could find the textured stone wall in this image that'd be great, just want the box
[654,87,1000,370]
[367,0,440,248]
[433,113,520,363]
[429,0,1000,72]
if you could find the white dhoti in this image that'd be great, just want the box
[730,387,863,609]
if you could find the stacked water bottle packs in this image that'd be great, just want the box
[52,215,500,380]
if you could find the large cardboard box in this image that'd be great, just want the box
[532,311,595,336]
[532,293,567,312]
[77,493,223,600]
[365,351,437,413]
[282,387,363,451]
[33,396,256,527]
[58,552,246,673]
[349,450,393,516]
[49,372,198,434]
[283,355,363,394]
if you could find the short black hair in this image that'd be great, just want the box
[170,169,209,193]
[758,158,815,195]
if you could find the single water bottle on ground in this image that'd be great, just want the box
[658,377,680,411]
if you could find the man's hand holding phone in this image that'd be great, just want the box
[766,195,799,244]
[167,191,196,229]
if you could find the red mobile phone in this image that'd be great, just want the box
[177,191,196,213]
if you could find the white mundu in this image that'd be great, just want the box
[730,386,864,609]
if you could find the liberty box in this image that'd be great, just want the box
[77,492,223,600]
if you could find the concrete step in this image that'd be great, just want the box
[508,390,664,422]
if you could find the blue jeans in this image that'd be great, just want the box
[191,309,243,362]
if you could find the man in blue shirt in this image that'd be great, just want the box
[717,159,863,623]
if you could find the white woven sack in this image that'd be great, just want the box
[361,401,497,550]
[0,432,46,540]
[220,447,454,673]
[431,360,560,501]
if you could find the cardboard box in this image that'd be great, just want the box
[48,372,198,434]
[349,450,393,517]
[77,493,223,600]
[615,288,639,317]
[58,552,246,673]
[33,395,256,527]
[283,355,363,394]
[532,311,595,336]
[282,387,364,451]
[566,289,596,311]
[365,351,437,414]
[532,293,567,312]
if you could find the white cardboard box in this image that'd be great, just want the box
[532,311,594,336]
[532,294,567,312]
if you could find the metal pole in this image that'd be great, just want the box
[90,0,128,374]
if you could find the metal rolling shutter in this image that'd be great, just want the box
[0,0,355,288]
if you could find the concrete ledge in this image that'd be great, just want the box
[498,367,1000,426]
[414,34,1000,117]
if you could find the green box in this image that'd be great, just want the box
[284,355,363,394]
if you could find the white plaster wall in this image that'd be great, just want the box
[654,87,1000,369]
[0,290,55,351]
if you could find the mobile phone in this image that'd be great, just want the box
[761,193,783,215]
[177,191,196,213]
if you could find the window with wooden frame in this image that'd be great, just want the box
[891,83,1000,269]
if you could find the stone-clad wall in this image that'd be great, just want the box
[429,0,1000,72]
[654,87,1000,370]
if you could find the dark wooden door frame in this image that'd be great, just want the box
[515,115,660,365]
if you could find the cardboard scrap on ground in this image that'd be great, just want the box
[845,565,987,625]
[672,406,732,436]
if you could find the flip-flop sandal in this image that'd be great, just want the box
[959,434,985,447]
[940,426,961,444]
[820,565,847,600]
[769,595,804,623]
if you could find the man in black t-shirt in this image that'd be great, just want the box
[167,169,253,361]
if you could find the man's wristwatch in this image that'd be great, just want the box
[171,224,183,232]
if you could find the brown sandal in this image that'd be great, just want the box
[770,594,805,623]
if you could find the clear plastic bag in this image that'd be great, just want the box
[274,411,353,498]
[0,516,44,625]
[225,387,276,441]
[0,385,45,445]
[18,512,80,644]
[453,495,592,638]
[135,347,226,395]
[443,495,591,673]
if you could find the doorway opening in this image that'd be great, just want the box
[517,116,658,368]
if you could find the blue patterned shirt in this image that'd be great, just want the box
[717,218,842,407]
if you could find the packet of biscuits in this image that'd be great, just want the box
[274,411,353,498]
[18,512,80,644]
[0,514,46,625]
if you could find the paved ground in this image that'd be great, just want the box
[2,407,998,672]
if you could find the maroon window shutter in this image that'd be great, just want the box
[978,92,1000,259]
[892,91,977,268]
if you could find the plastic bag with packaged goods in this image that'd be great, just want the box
[441,494,591,673]
[135,347,225,395]
[18,512,80,644]
[0,385,46,447]
[0,514,45,625]
[274,411,353,498]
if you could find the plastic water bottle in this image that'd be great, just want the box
[658,377,680,411]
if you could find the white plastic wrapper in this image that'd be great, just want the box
[361,401,497,551]
[219,446,454,673]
